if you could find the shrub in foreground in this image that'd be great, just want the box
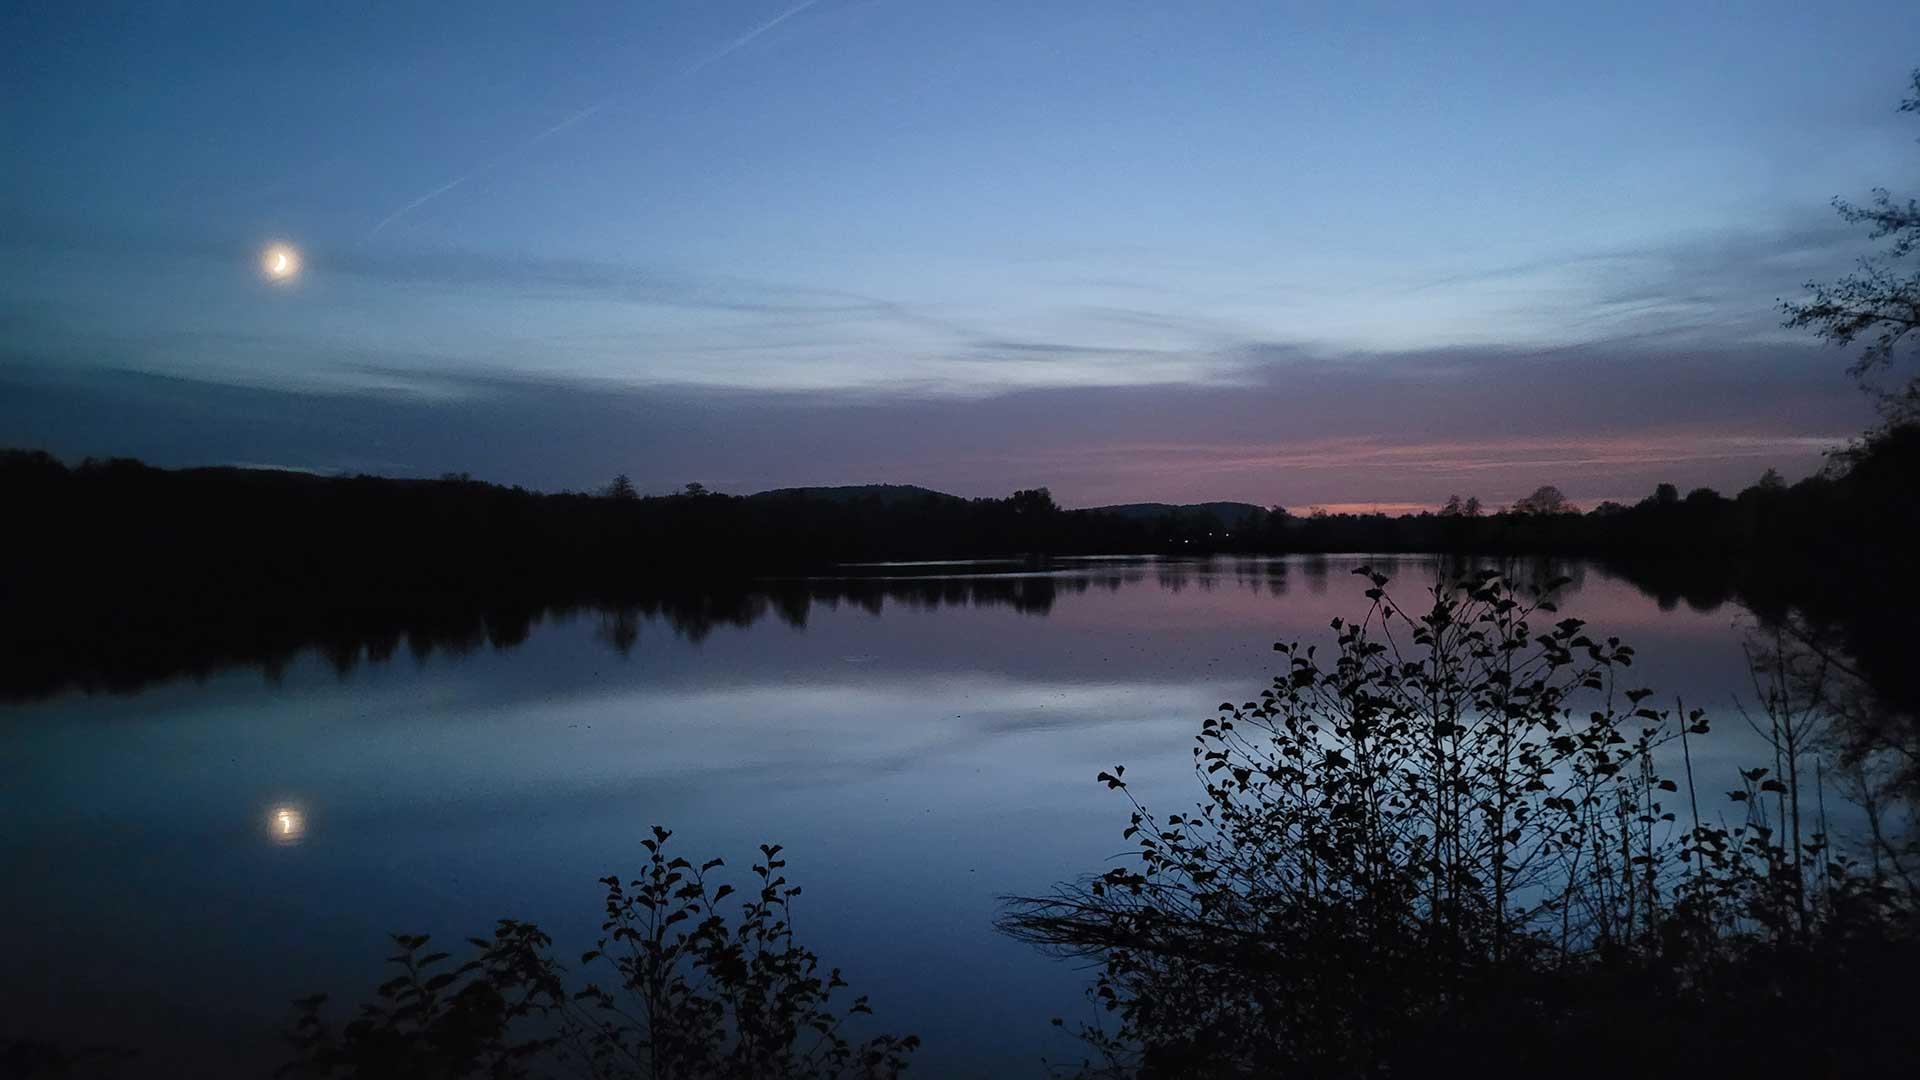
[283,828,916,1079]
[1006,568,1919,1077]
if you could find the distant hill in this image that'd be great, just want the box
[747,487,1270,523]
[747,487,1271,523]
[1083,501,1269,523]
[749,484,966,506]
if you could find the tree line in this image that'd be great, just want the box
[3,423,1912,579]
[5,432,1913,716]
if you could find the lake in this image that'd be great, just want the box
[1,554,1785,1076]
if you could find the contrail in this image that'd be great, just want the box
[364,0,819,242]
[364,96,615,240]
[685,0,817,76]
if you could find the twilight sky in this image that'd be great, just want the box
[4,1,1918,509]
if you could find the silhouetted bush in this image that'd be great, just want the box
[1005,569,1919,1077]
[283,828,916,1080]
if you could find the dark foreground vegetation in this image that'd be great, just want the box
[1004,569,1920,1076]
[282,829,917,1080]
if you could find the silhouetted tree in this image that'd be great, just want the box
[1514,484,1572,514]
[1783,68,1920,417]
[603,474,638,500]
[1009,487,1059,516]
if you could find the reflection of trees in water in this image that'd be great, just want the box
[0,562,1147,699]
[1300,555,1330,594]
[1238,557,1289,597]
[5,556,1907,731]
[1598,558,1736,614]
[598,607,640,656]
[1601,554,1920,868]
[630,573,1094,641]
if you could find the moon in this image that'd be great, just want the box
[261,242,301,282]
[266,803,307,844]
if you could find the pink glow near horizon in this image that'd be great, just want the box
[1033,430,1849,510]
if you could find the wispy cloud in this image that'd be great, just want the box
[1012,432,1850,478]
[1393,215,1865,349]
[4,330,1870,512]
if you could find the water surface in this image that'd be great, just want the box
[2,555,1776,1075]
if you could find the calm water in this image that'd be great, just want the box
[3,555,1779,1075]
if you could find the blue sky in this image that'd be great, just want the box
[4,1,1917,506]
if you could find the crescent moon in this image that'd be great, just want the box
[262,242,300,281]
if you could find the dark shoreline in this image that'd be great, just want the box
[0,550,1874,706]
[4,443,1914,707]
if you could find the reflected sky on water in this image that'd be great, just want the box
[0,556,1790,1075]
